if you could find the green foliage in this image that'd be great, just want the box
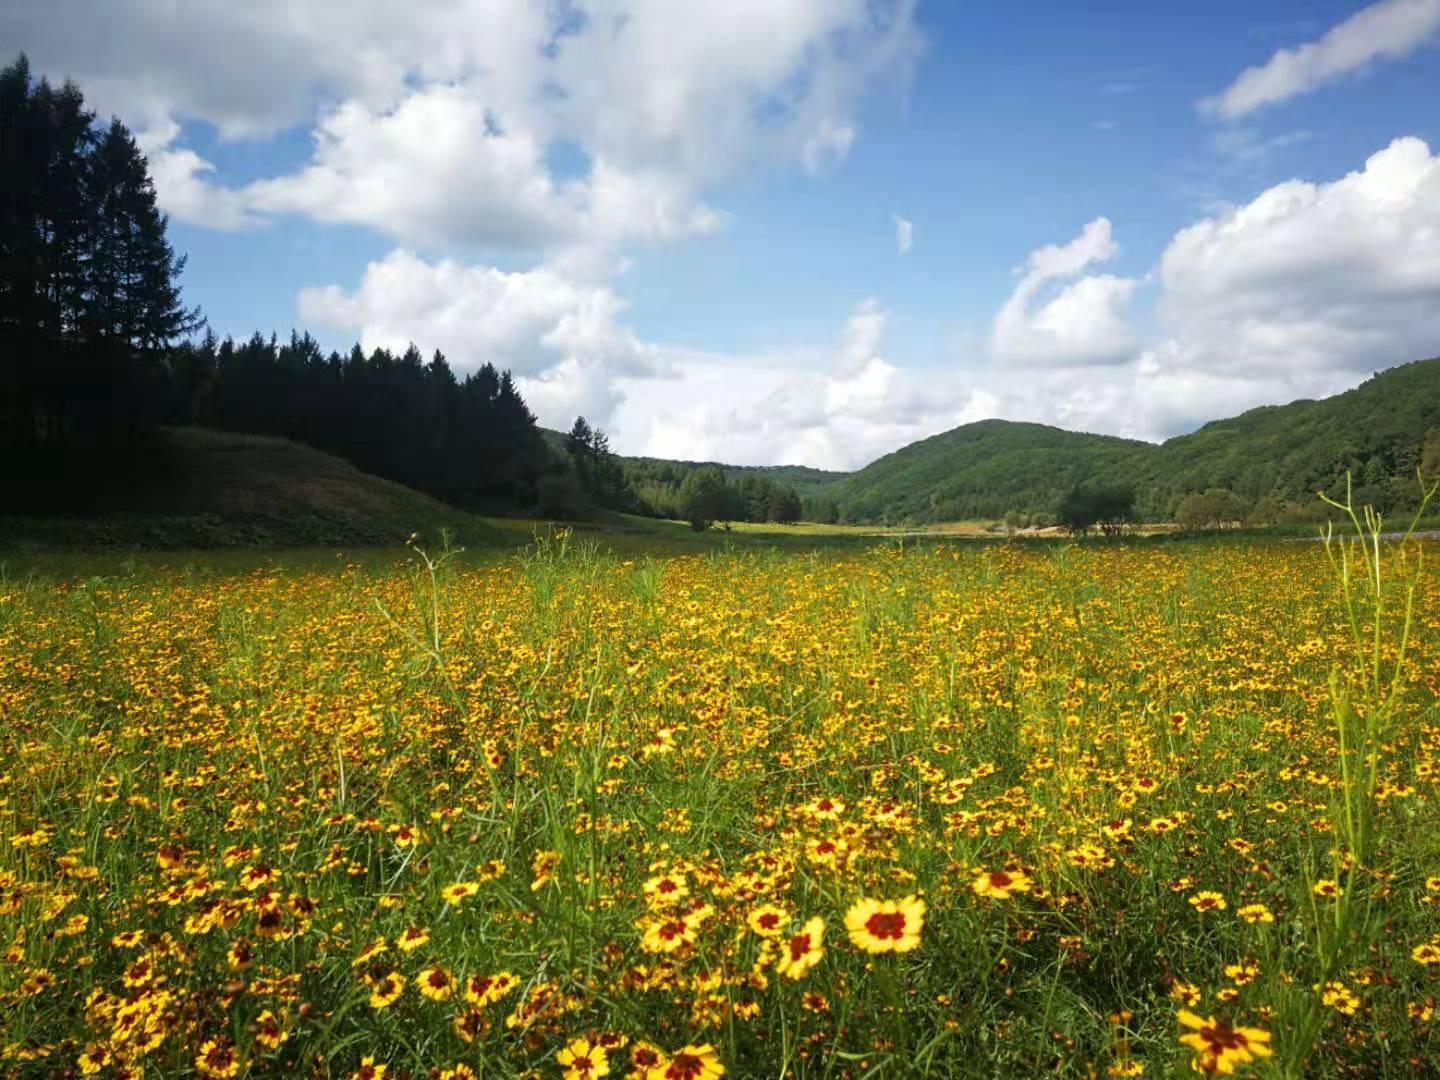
[1055,483,1136,536]
[679,466,732,531]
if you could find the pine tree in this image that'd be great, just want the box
[86,117,200,349]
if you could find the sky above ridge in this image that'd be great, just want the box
[8,0,1440,469]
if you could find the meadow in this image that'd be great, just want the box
[2,518,1439,1078]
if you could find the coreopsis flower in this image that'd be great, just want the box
[253,1009,289,1051]
[557,1036,610,1080]
[353,1057,388,1080]
[417,965,455,1001]
[643,873,689,908]
[453,1008,490,1043]
[1412,942,1440,966]
[1319,981,1360,1016]
[438,1066,478,1080]
[804,797,845,821]
[441,882,479,905]
[532,849,561,890]
[775,916,825,980]
[195,1038,241,1079]
[845,895,925,953]
[395,926,430,952]
[1312,879,1343,899]
[1177,1011,1272,1075]
[971,870,1032,900]
[1236,904,1274,925]
[630,1042,666,1078]
[642,914,697,954]
[646,1043,725,1080]
[368,971,405,1009]
[1188,891,1227,913]
[78,1043,115,1075]
[746,904,789,938]
[352,936,387,966]
[463,971,520,1007]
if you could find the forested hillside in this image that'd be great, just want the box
[812,357,1440,525]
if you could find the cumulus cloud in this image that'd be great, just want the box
[982,136,1440,441]
[990,218,1140,367]
[611,300,992,469]
[297,249,660,427]
[1153,136,1440,378]
[893,214,913,254]
[135,123,259,230]
[3,1,920,252]
[1201,0,1440,119]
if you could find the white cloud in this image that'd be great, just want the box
[136,123,259,230]
[990,218,1140,367]
[1153,136,1440,379]
[893,214,913,254]
[297,248,659,396]
[983,136,1440,441]
[4,1,920,250]
[1201,0,1440,119]
[612,300,990,469]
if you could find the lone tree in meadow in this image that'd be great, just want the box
[1057,483,1136,536]
[680,466,732,531]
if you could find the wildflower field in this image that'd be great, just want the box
[3,524,1440,1078]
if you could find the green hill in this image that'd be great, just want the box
[813,419,1150,524]
[1133,357,1440,517]
[818,356,1440,524]
[0,427,505,549]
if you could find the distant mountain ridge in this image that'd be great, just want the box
[815,356,1440,524]
[601,357,1439,525]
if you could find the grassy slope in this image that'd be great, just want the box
[0,427,509,550]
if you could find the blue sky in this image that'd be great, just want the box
[8,1,1440,467]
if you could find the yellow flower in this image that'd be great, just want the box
[395,925,431,952]
[1188,891,1227,913]
[746,904,789,938]
[845,896,925,953]
[417,965,455,1001]
[1177,1011,1272,1075]
[531,849,561,891]
[1236,904,1274,925]
[643,873,689,907]
[368,971,406,1009]
[775,916,825,979]
[557,1037,610,1080]
[1412,942,1440,966]
[441,882,479,905]
[1319,981,1360,1016]
[353,1057,388,1080]
[972,870,1032,900]
[195,1038,241,1079]
[646,1043,726,1080]
[253,1009,289,1050]
[1312,879,1342,899]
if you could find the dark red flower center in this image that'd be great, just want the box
[865,911,906,939]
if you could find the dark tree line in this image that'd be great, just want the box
[2,55,552,514]
[556,419,803,527]
[2,53,200,452]
[166,332,549,509]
